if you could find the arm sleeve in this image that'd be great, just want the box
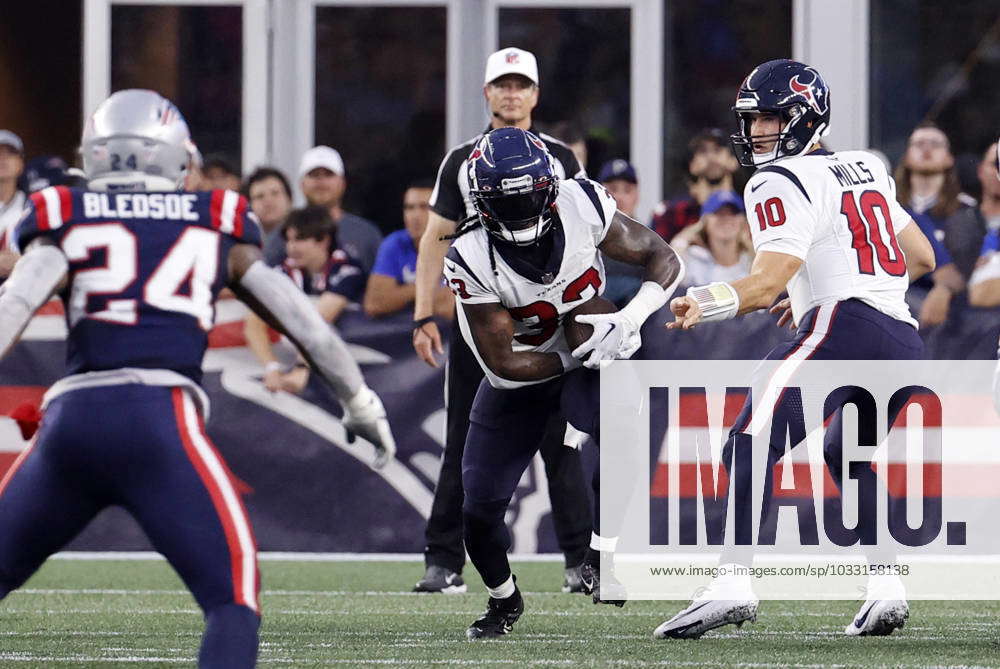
[371,236,404,282]
[12,192,56,254]
[744,175,818,259]
[236,260,364,400]
[0,244,68,358]
[443,247,499,305]
[429,149,467,222]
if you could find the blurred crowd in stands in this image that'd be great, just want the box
[1,113,998,385]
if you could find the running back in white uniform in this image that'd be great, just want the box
[443,178,617,389]
[743,149,917,327]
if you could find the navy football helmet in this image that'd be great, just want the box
[467,127,558,245]
[730,59,831,167]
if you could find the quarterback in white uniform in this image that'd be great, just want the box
[660,59,936,640]
[445,127,683,639]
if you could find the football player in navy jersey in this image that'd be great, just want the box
[444,127,684,638]
[0,90,395,668]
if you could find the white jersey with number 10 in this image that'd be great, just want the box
[744,149,917,328]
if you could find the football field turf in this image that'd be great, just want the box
[1,557,998,667]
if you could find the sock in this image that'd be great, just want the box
[589,532,618,552]
[487,574,516,600]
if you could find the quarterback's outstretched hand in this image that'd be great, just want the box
[666,296,703,330]
[342,385,397,469]
[572,312,641,369]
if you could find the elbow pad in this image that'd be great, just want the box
[237,260,363,400]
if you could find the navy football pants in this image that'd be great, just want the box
[462,368,600,588]
[722,299,924,561]
[0,384,259,668]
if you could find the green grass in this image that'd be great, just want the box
[1,558,999,667]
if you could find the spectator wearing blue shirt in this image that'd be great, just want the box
[244,206,367,394]
[363,179,455,319]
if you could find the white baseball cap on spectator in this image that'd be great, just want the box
[299,145,344,179]
[0,130,24,154]
[484,48,539,86]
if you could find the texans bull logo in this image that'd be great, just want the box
[528,135,546,151]
[468,146,495,169]
[788,72,828,115]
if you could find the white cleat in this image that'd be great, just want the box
[844,599,909,636]
[845,573,908,636]
[653,565,758,639]
[654,598,758,639]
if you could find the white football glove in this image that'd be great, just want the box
[571,312,642,370]
[342,385,396,469]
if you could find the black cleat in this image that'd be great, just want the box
[563,564,586,593]
[466,587,524,639]
[413,565,467,593]
[580,563,627,607]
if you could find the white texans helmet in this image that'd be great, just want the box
[80,89,192,191]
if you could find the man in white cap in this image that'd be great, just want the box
[297,145,383,272]
[0,130,26,279]
[409,47,591,596]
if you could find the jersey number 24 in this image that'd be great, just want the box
[61,222,219,330]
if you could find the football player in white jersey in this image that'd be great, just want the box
[444,127,683,639]
[658,60,937,640]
